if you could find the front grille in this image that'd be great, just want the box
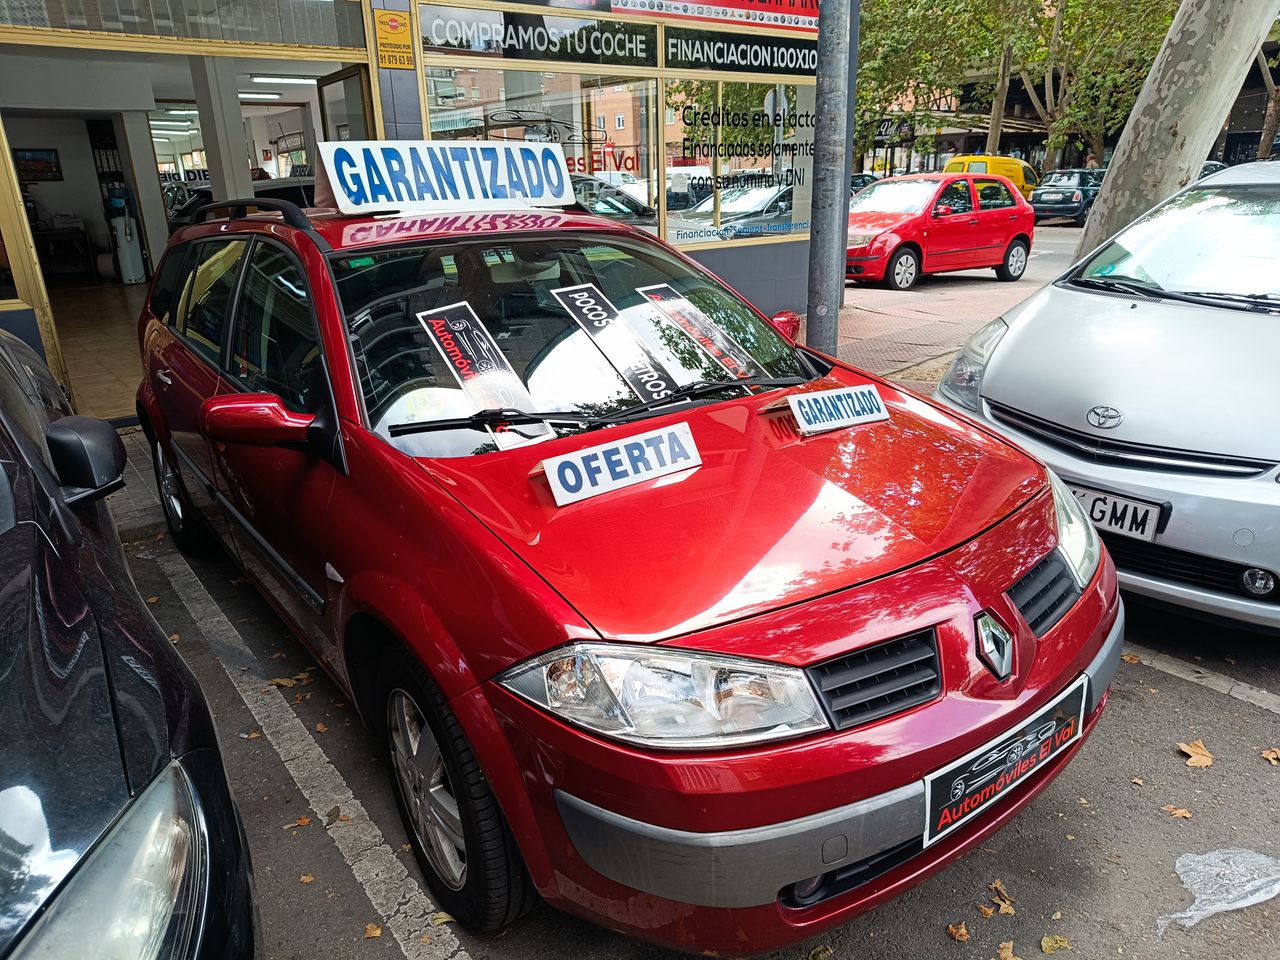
[808,629,941,731]
[987,401,1276,478]
[1008,550,1082,635]
[1100,533,1280,604]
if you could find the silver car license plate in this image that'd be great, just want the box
[1069,484,1160,541]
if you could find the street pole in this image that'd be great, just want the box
[805,0,860,355]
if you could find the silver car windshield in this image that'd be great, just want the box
[1079,187,1280,297]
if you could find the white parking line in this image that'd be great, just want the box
[1125,642,1280,716]
[157,551,467,960]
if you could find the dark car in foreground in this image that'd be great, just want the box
[0,330,255,958]
[1030,169,1104,225]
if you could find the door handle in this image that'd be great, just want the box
[967,218,979,224]
[156,369,173,386]
[1009,214,1018,220]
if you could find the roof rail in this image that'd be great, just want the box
[188,198,331,252]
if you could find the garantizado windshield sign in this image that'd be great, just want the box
[787,384,889,435]
[317,140,574,215]
[540,423,701,506]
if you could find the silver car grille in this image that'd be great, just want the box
[986,401,1277,479]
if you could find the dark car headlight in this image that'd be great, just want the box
[11,762,206,960]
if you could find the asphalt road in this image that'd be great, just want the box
[124,532,1280,960]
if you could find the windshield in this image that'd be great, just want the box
[691,185,781,215]
[1041,171,1081,188]
[333,233,806,458]
[1077,186,1280,297]
[849,179,940,214]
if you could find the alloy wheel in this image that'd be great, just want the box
[1007,244,1027,277]
[387,689,467,890]
[155,444,184,528]
[894,252,918,288]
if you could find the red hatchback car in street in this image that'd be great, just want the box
[847,172,1035,290]
[137,159,1118,955]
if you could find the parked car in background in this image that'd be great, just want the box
[944,154,1041,198]
[1198,160,1228,179]
[570,174,656,231]
[168,176,315,233]
[1031,169,1105,225]
[847,172,1035,289]
[851,172,879,193]
[136,165,1119,954]
[935,161,1280,633]
[0,330,255,957]
[684,181,798,240]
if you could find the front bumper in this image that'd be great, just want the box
[846,252,884,279]
[936,393,1280,630]
[554,605,1122,912]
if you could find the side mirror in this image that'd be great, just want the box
[46,416,127,507]
[200,394,315,447]
[933,204,953,217]
[769,310,803,342]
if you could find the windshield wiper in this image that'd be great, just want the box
[1069,275,1166,297]
[1070,275,1270,312]
[1174,290,1280,312]
[602,375,810,423]
[388,407,606,438]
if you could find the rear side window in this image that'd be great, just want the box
[975,179,1016,210]
[149,244,192,323]
[174,239,248,366]
[231,242,321,413]
[968,161,988,173]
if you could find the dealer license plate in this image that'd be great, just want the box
[1068,484,1161,542]
[923,675,1088,846]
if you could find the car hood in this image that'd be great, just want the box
[422,371,1043,642]
[984,283,1280,460]
[847,211,916,235]
[0,521,129,953]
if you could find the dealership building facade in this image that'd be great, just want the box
[0,0,817,421]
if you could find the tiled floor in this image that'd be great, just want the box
[51,282,146,421]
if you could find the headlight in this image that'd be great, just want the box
[1047,469,1102,589]
[847,231,879,247]
[499,643,829,749]
[938,318,1008,411]
[12,762,206,960]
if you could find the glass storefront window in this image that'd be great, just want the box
[0,229,17,300]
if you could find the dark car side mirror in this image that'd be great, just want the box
[46,416,127,507]
[933,204,953,217]
[769,310,803,342]
[200,394,316,447]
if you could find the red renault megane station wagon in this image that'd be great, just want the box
[137,142,1121,955]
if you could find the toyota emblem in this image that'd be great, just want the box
[1086,405,1124,429]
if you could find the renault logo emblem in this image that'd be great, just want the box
[1086,405,1124,429]
[976,613,1014,681]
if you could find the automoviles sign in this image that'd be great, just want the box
[316,140,575,215]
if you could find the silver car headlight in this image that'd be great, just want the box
[12,762,206,960]
[499,643,829,749]
[938,318,1008,411]
[1047,469,1102,589]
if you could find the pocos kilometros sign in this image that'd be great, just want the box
[317,141,575,215]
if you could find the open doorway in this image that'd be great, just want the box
[0,47,373,421]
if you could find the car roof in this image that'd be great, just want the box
[171,206,646,252]
[1197,161,1280,187]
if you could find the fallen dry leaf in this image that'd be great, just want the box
[1120,653,1141,664]
[292,691,311,704]
[1177,739,1214,768]
[338,814,352,823]
[947,921,971,942]
[169,633,180,644]
[268,677,296,688]
[1161,804,1193,819]
[299,874,314,885]
[241,731,262,741]
[316,722,329,734]
[325,806,342,826]
[364,923,382,939]
[1050,911,1062,921]
[997,942,1022,960]
[270,652,286,660]
[1131,777,1144,786]
[978,903,995,918]
[282,816,312,829]
[1262,748,1280,766]
[418,934,433,945]
[808,947,833,960]
[990,879,1016,915]
[401,843,412,853]
[430,912,455,926]
[146,596,159,604]
[1065,834,1075,841]
[1040,934,1071,954]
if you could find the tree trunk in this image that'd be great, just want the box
[986,44,1013,155]
[1077,0,1280,256]
[1088,130,1105,162]
[1043,144,1062,170]
[1261,90,1280,159]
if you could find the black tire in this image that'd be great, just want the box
[882,246,920,290]
[1074,203,1093,227]
[151,437,209,553]
[995,238,1029,282]
[376,647,537,932]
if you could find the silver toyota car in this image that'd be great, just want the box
[935,162,1280,631]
